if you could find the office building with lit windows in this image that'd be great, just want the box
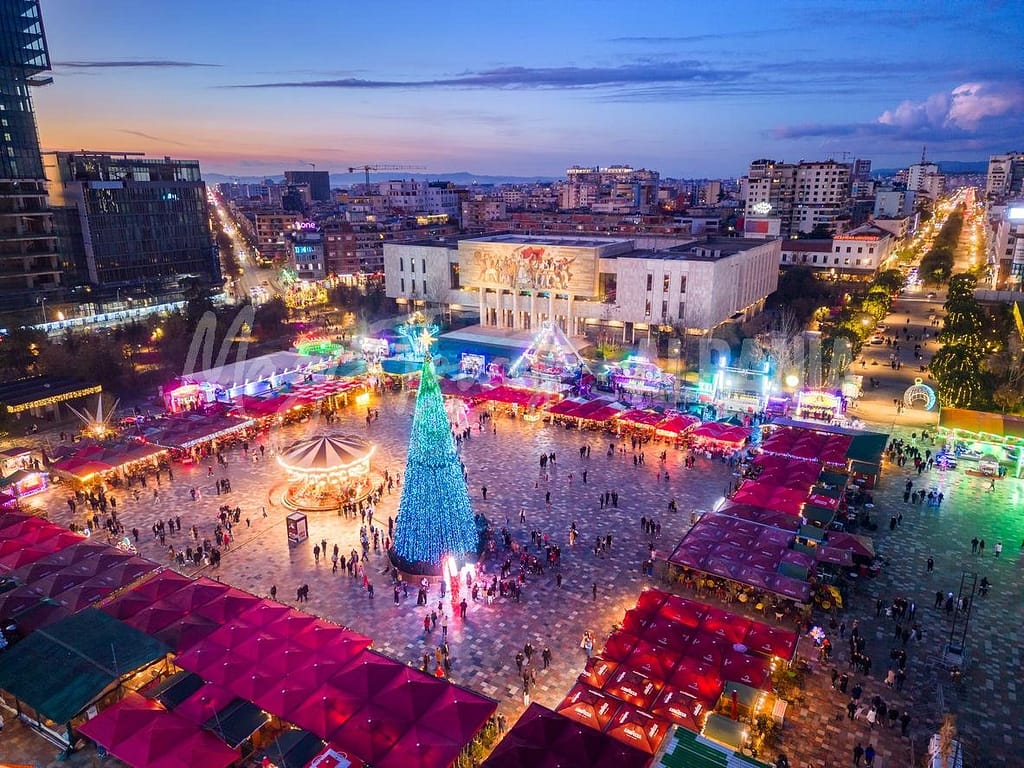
[44,151,219,302]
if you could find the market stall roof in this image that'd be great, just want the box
[826,531,875,559]
[655,412,701,436]
[176,351,330,391]
[278,434,375,472]
[702,712,748,752]
[0,376,102,415]
[481,703,651,768]
[78,691,240,768]
[0,609,169,725]
[255,729,326,768]
[691,422,750,445]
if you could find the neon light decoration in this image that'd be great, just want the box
[903,378,937,410]
[509,321,586,379]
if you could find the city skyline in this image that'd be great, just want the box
[34,0,1024,179]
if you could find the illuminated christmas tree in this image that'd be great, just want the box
[390,354,478,573]
[510,321,587,378]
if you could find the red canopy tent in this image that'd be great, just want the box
[657,595,705,628]
[601,630,639,663]
[578,656,618,689]
[603,702,670,755]
[634,589,668,617]
[650,685,703,732]
[655,412,700,437]
[625,638,680,682]
[720,650,771,688]
[602,666,662,710]
[670,657,723,706]
[481,704,650,768]
[556,682,620,730]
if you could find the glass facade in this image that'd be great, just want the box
[46,152,220,297]
[0,1,60,313]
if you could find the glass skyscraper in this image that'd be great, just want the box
[0,0,61,316]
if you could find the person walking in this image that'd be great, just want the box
[994,541,1003,557]
[864,744,876,767]
[853,743,864,767]
[592,582,598,601]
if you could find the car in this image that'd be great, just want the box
[926,292,936,299]
[869,336,885,345]
[875,324,887,333]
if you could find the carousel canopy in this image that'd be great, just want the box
[278,435,375,473]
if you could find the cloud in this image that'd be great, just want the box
[769,81,1024,146]
[117,129,187,146]
[224,60,749,90]
[55,59,219,69]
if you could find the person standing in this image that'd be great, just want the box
[853,743,864,766]
[864,744,876,767]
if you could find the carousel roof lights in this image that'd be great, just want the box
[277,435,376,475]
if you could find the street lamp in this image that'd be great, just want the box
[37,295,47,323]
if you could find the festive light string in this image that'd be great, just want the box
[392,355,478,566]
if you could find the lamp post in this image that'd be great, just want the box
[38,295,47,324]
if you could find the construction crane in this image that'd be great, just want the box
[347,163,426,187]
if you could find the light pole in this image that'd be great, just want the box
[38,296,47,323]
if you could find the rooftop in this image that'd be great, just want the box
[781,239,833,252]
[464,233,631,248]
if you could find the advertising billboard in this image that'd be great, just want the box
[458,241,599,295]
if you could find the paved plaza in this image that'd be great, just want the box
[5,385,1024,767]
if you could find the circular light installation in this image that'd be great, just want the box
[903,378,937,410]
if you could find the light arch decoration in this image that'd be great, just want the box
[903,378,937,410]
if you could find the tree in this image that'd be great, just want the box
[930,344,984,407]
[919,247,954,285]
[806,223,832,239]
[874,269,906,295]
[254,297,288,340]
[390,355,479,572]
[993,383,1023,414]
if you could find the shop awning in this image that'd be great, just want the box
[256,729,326,768]
[0,609,169,725]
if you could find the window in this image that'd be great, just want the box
[662,300,668,317]
[846,247,852,253]
[834,246,840,253]
[844,258,850,265]
[678,301,685,319]
[410,260,415,273]
[422,258,426,273]
[834,258,840,265]
[679,275,687,293]
[399,258,404,271]
[411,279,416,293]
[663,274,670,291]
[812,255,818,264]
[857,247,863,254]
[400,277,405,292]
[646,274,653,291]
[855,259,861,266]
[449,262,461,289]
[644,300,651,316]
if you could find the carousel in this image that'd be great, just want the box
[277,434,377,511]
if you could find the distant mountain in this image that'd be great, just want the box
[203,171,557,186]
[873,160,988,176]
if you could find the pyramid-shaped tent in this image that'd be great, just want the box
[510,321,588,379]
